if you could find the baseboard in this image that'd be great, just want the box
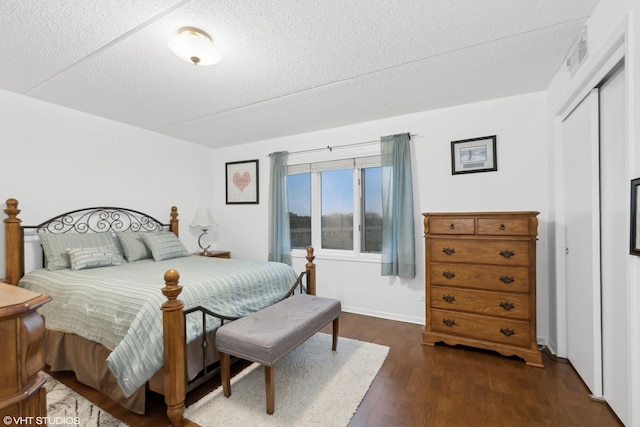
[541,345,570,364]
[340,305,424,325]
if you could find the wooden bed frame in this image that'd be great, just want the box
[3,198,317,427]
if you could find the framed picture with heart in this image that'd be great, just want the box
[225,159,259,204]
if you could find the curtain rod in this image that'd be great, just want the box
[268,133,421,157]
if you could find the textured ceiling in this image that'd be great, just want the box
[0,0,600,149]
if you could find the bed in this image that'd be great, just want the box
[3,198,317,427]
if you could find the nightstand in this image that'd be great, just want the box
[196,250,231,259]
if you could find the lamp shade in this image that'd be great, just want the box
[168,27,221,66]
[190,208,215,229]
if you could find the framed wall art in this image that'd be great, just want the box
[631,177,640,255]
[226,159,259,204]
[451,135,497,175]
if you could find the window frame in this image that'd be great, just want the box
[288,153,382,263]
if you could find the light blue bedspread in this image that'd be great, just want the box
[18,256,297,397]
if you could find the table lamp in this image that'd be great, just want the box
[190,208,216,254]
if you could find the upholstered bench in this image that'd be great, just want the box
[215,293,342,414]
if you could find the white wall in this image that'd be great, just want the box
[210,92,550,335]
[0,88,216,274]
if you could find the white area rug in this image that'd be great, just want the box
[185,333,389,427]
[42,372,128,427]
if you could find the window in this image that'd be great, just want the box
[362,167,382,253]
[288,173,311,249]
[287,156,382,255]
[321,169,354,250]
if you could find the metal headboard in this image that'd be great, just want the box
[24,206,169,234]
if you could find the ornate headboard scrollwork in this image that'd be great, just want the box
[32,207,167,234]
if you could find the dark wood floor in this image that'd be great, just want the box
[49,313,623,427]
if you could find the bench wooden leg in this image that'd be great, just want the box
[332,317,339,351]
[220,352,231,398]
[265,365,275,414]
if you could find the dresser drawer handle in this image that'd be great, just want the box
[442,247,456,255]
[442,295,456,303]
[500,224,506,230]
[499,301,515,311]
[499,275,515,284]
[442,318,456,327]
[500,328,515,337]
[449,223,455,229]
[442,271,456,279]
[499,249,515,259]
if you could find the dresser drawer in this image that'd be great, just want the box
[431,286,529,319]
[430,309,530,347]
[429,239,530,266]
[428,217,475,235]
[478,217,530,236]
[429,262,530,293]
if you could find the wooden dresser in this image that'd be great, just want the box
[422,211,543,367]
[0,283,52,420]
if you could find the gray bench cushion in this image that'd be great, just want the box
[215,294,341,366]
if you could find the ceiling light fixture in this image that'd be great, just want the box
[168,27,221,66]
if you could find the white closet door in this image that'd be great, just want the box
[599,63,629,425]
[561,88,602,397]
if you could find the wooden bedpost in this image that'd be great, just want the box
[4,198,22,285]
[161,269,185,427]
[305,246,316,295]
[170,206,179,237]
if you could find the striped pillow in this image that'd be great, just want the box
[66,245,123,270]
[142,232,190,261]
[116,232,153,262]
[39,231,123,271]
